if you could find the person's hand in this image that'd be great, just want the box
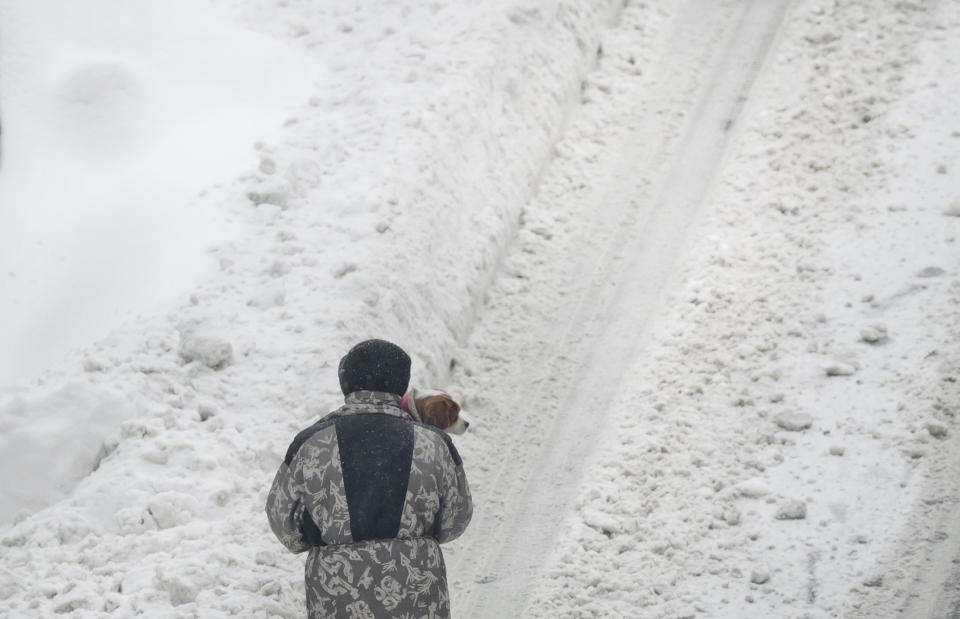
[300,510,323,546]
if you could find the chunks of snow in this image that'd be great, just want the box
[178,333,233,370]
[155,568,201,606]
[581,509,622,535]
[824,362,857,377]
[736,478,772,498]
[925,422,949,439]
[51,582,99,615]
[859,324,888,344]
[332,262,359,279]
[145,491,199,529]
[773,412,814,432]
[863,574,884,588]
[775,500,808,520]
[116,491,200,533]
[721,506,742,526]
[247,281,287,308]
[905,447,927,460]
[750,569,770,585]
[943,200,960,217]
[247,185,290,209]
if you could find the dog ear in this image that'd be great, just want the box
[421,394,460,430]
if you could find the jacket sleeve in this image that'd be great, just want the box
[434,439,473,543]
[265,456,316,553]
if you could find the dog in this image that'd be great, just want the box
[402,388,469,435]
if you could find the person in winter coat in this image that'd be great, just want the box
[266,339,473,619]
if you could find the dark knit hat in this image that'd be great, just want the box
[338,339,411,396]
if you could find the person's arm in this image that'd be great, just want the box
[434,438,473,543]
[265,452,322,553]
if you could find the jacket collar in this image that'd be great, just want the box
[342,390,405,417]
[401,390,421,422]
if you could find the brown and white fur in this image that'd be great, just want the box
[402,388,469,435]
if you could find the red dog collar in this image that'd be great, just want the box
[401,394,416,420]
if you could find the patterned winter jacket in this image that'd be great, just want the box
[266,390,473,618]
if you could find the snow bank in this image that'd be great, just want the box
[0,0,314,385]
[0,0,621,615]
[0,383,131,522]
[206,0,622,379]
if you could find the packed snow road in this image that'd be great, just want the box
[445,0,960,617]
[442,0,792,615]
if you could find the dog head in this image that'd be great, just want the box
[416,392,469,435]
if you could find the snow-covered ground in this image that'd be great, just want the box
[0,0,314,386]
[1,0,958,617]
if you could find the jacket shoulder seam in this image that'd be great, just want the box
[284,418,338,465]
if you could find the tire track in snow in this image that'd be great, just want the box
[443,1,793,616]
